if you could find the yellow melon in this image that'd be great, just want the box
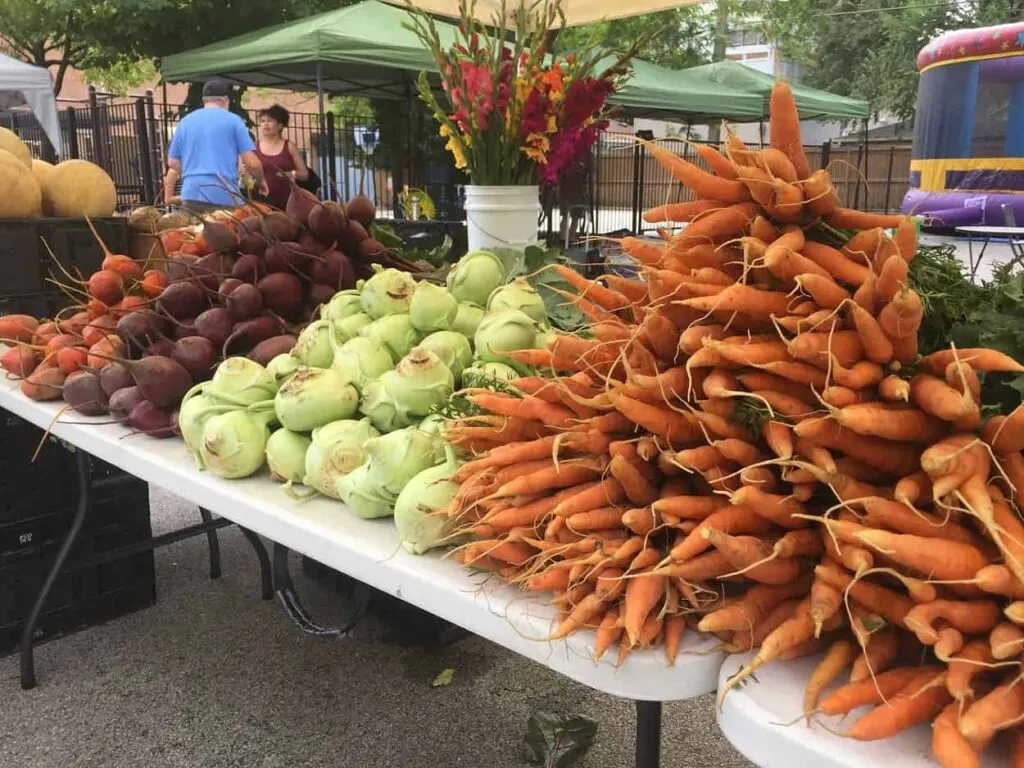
[42,159,117,217]
[0,127,32,168]
[32,158,54,188]
[0,149,42,218]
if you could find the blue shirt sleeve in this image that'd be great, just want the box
[168,123,184,160]
[234,117,255,154]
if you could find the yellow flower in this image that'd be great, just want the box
[546,114,557,133]
[446,136,467,169]
[523,146,548,164]
[522,132,550,164]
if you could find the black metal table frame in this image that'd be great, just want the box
[23,447,667,767]
[19,449,273,690]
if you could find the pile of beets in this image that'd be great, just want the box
[0,185,430,437]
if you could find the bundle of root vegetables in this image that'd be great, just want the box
[443,82,1024,765]
[0,186,429,432]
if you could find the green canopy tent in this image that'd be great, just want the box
[682,60,870,121]
[160,0,764,119]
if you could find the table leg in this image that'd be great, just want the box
[237,526,273,600]
[198,507,222,580]
[634,700,662,768]
[20,450,90,691]
[271,543,369,637]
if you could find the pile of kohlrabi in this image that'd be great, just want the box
[187,248,551,555]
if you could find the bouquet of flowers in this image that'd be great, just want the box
[407,0,635,186]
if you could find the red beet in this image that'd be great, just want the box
[284,183,319,227]
[165,255,198,283]
[158,281,207,320]
[172,336,217,382]
[218,278,243,302]
[1,345,38,378]
[99,362,134,397]
[124,356,194,408]
[192,251,235,291]
[173,318,198,341]
[226,283,263,321]
[231,254,265,283]
[340,220,368,252]
[357,238,387,263]
[247,334,297,366]
[346,194,375,228]
[257,272,303,316]
[63,370,108,416]
[109,386,145,423]
[263,211,301,242]
[146,339,177,358]
[223,314,283,358]
[237,231,267,258]
[202,220,239,252]
[194,307,235,348]
[309,283,336,307]
[309,200,348,245]
[116,311,167,353]
[129,400,176,438]
[297,232,326,256]
[264,241,312,274]
[310,249,354,289]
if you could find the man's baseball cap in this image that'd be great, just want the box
[202,79,231,98]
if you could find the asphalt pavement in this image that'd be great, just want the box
[1,487,753,768]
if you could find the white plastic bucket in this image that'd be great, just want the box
[464,185,541,252]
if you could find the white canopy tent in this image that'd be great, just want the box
[0,54,61,157]
[382,0,705,27]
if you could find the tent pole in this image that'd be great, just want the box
[316,61,330,200]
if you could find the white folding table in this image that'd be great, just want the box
[716,652,1006,768]
[0,379,725,768]
[954,225,1024,280]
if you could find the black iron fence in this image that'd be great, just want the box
[7,89,913,236]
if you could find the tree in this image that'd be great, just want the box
[755,0,1024,119]
[557,6,714,69]
[0,0,345,96]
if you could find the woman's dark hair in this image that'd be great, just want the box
[259,104,290,127]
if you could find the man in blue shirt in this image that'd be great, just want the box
[163,79,268,212]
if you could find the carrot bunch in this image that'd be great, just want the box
[441,80,1024,763]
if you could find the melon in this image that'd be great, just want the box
[0,127,32,168]
[32,158,54,188]
[42,159,117,218]
[0,150,42,218]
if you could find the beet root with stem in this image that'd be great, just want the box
[172,336,218,382]
[128,400,176,438]
[247,334,297,366]
[63,370,109,416]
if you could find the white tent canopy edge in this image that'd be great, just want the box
[0,54,62,158]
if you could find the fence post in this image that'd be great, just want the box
[134,97,154,204]
[631,130,653,235]
[87,86,108,171]
[853,142,864,210]
[65,107,80,159]
[883,145,895,214]
[593,138,603,233]
[144,90,162,202]
[325,111,337,201]
[819,141,831,171]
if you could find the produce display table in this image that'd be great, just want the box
[716,653,1003,768]
[954,224,1024,280]
[0,379,724,768]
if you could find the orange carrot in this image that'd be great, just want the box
[826,207,904,230]
[814,561,913,628]
[643,199,720,223]
[592,609,622,661]
[933,701,982,768]
[855,530,987,581]
[490,459,606,499]
[667,505,774,562]
[804,169,840,217]
[846,670,952,741]
[769,81,811,179]
[801,241,871,285]
[960,679,1024,747]
[702,527,802,585]
[905,600,1001,646]
[729,486,810,530]
[803,639,858,717]
[622,573,666,646]
[919,347,1024,376]
[647,143,750,203]
[831,403,947,444]
[794,418,920,476]
[610,393,700,445]
[850,629,900,683]
[821,667,939,716]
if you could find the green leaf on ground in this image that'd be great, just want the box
[431,668,455,687]
[523,711,598,768]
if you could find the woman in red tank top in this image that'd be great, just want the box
[255,104,310,210]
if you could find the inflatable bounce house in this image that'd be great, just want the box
[902,21,1024,226]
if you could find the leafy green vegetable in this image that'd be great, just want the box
[522,711,598,768]
[521,244,588,333]
[910,247,1024,415]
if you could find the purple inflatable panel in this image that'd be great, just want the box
[901,188,1024,226]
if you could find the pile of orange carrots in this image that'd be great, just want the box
[441,81,1024,764]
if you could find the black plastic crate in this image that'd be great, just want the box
[0,414,155,656]
[0,217,127,296]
